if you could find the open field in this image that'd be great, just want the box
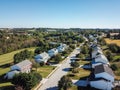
[104,38,120,46]
[0,47,36,66]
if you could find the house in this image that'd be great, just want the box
[92,49,103,59]
[92,54,109,68]
[57,44,67,53]
[35,52,50,63]
[90,64,115,90]
[48,48,58,57]
[11,60,32,73]
[4,70,19,79]
[5,60,32,79]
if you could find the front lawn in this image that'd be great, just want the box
[78,60,90,65]
[35,65,56,78]
[67,68,90,80]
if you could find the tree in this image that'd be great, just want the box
[14,49,32,64]
[58,75,73,90]
[54,54,62,63]
[69,44,75,50]
[34,47,43,55]
[106,33,110,38]
[12,72,42,90]
[105,50,113,61]
[76,53,85,59]
[108,44,119,53]
[71,61,79,68]
[39,61,45,66]
[111,64,118,71]
[32,62,40,71]
[81,46,89,54]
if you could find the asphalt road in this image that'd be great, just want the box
[39,48,80,90]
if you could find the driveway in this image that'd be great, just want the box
[38,49,80,90]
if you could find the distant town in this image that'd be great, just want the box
[0,28,120,90]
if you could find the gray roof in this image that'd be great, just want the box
[39,52,49,58]
[12,60,32,69]
[94,64,114,77]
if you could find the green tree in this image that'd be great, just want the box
[12,72,42,90]
[58,75,73,90]
[76,53,85,59]
[54,54,62,63]
[14,49,32,64]
[71,61,79,68]
[81,46,89,54]
[105,51,113,61]
[111,64,118,71]
[108,44,119,53]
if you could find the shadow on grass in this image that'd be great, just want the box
[0,85,14,90]
[0,63,11,68]
[62,68,70,72]
[79,76,88,80]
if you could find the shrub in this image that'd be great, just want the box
[111,64,118,71]
[72,68,79,73]
[12,72,42,90]
[58,75,73,90]
[71,61,79,68]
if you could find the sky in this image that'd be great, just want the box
[0,0,120,28]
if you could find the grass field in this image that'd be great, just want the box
[0,47,36,66]
[104,38,120,46]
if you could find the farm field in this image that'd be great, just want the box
[104,38,120,46]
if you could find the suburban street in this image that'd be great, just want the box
[39,48,80,90]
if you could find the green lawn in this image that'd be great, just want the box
[69,85,78,90]
[0,47,36,66]
[67,60,91,80]
[67,68,90,80]
[35,66,56,78]
[113,55,120,61]
[78,60,90,65]
[0,67,10,76]
[0,82,13,88]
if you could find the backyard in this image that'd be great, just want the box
[0,47,36,89]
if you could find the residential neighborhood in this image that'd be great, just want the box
[0,0,120,90]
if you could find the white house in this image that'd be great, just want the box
[92,54,109,68]
[90,78,114,90]
[48,48,58,57]
[5,60,32,79]
[57,44,67,53]
[11,60,32,73]
[90,64,115,90]
[35,52,50,63]
[95,54,109,64]
[4,70,19,79]
[92,49,103,59]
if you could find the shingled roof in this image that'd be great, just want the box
[94,64,114,77]
[11,60,32,70]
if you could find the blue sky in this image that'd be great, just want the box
[0,0,120,28]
